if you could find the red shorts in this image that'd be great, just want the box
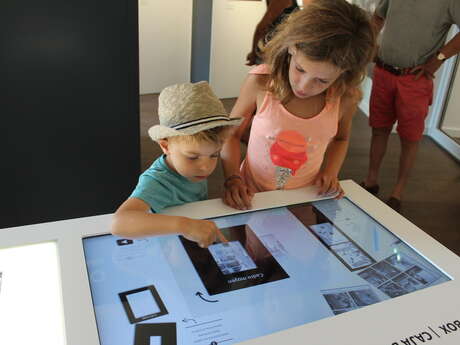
[369,66,433,141]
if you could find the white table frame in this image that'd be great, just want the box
[1,180,459,345]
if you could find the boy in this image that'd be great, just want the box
[111,81,242,248]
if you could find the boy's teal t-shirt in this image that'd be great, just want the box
[130,155,208,212]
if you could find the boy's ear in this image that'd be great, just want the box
[158,139,170,154]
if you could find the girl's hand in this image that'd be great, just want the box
[223,177,254,210]
[182,218,227,248]
[314,172,344,199]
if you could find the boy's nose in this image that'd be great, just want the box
[199,162,211,172]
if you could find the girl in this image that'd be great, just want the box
[221,0,376,210]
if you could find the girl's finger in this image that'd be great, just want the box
[224,190,237,209]
[320,179,331,195]
[333,183,344,199]
[231,188,246,210]
[240,188,252,209]
[335,188,345,199]
[316,178,325,195]
[325,181,338,196]
[330,181,339,194]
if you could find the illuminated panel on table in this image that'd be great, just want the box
[0,242,65,345]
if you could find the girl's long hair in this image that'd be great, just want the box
[263,0,376,103]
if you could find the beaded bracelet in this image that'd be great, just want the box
[224,174,243,188]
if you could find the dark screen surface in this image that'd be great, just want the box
[0,0,140,227]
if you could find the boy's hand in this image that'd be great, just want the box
[223,178,254,210]
[182,218,227,248]
[314,173,344,199]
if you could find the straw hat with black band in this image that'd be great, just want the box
[148,81,242,141]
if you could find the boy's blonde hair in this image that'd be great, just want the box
[263,0,376,103]
[165,126,232,146]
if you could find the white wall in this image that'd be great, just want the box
[209,0,266,99]
[138,0,192,94]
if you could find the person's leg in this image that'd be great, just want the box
[390,137,419,199]
[364,126,392,188]
[391,73,433,206]
[364,66,396,191]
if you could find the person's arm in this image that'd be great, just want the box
[111,198,226,248]
[221,74,261,209]
[440,31,460,59]
[315,89,360,198]
[247,0,294,65]
[411,32,460,80]
[371,12,385,61]
[372,12,385,35]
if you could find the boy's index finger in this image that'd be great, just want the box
[216,229,228,243]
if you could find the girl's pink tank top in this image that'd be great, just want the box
[240,64,340,192]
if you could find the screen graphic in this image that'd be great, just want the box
[134,323,177,345]
[119,285,168,324]
[180,224,289,295]
[83,198,451,345]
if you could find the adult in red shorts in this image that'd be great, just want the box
[362,0,460,212]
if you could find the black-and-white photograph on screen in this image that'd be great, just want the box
[379,281,406,298]
[322,285,380,315]
[208,241,257,275]
[392,273,425,293]
[330,241,375,271]
[309,223,349,246]
[358,253,447,298]
[371,260,402,279]
[134,323,177,345]
[357,268,386,287]
[179,224,289,295]
[260,234,287,258]
[385,253,417,272]
[287,203,375,271]
[349,288,380,307]
[406,266,439,285]
[119,285,168,324]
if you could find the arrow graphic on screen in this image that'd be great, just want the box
[196,291,218,303]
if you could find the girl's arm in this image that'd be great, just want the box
[315,89,360,197]
[111,197,226,248]
[247,0,295,65]
[221,74,261,209]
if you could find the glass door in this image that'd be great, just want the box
[427,27,460,161]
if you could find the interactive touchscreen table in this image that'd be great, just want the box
[1,180,459,345]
